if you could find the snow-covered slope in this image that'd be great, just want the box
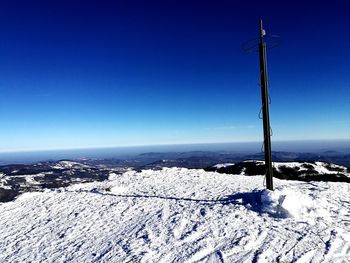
[0,161,124,202]
[52,160,90,169]
[207,160,350,183]
[1,168,350,262]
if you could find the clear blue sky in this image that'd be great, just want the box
[0,0,349,152]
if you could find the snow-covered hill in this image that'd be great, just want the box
[0,160,127,202]
[1,168,349,262]
[206,160,350,183]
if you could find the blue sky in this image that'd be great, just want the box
[0,1,349,151]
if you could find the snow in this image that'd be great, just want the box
[25,175,37,184]
[272,161,349,175]
[242,160,350,178]
[213,163,235,169]
[0,173,10,189]
[260,188,329,222]
[1,167,350,262]
[52,160,89,169]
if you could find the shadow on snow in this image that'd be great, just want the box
[75,188,286,218]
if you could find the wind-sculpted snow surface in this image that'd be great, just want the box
[0,168,350,262]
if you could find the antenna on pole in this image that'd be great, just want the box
[258,18,273,190]
[242,19,281,191]
[260,19,265,40]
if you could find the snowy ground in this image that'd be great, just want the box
[1,168,350,262]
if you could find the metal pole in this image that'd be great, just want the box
[258,19,274,190]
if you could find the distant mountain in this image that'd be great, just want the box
[138,155,231,170]
[0,160,127,202]
[206,160,350,183]
[135,151,350,168]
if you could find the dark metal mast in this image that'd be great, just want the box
[258,19,274,190]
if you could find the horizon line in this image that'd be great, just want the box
[1,138,350,154]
